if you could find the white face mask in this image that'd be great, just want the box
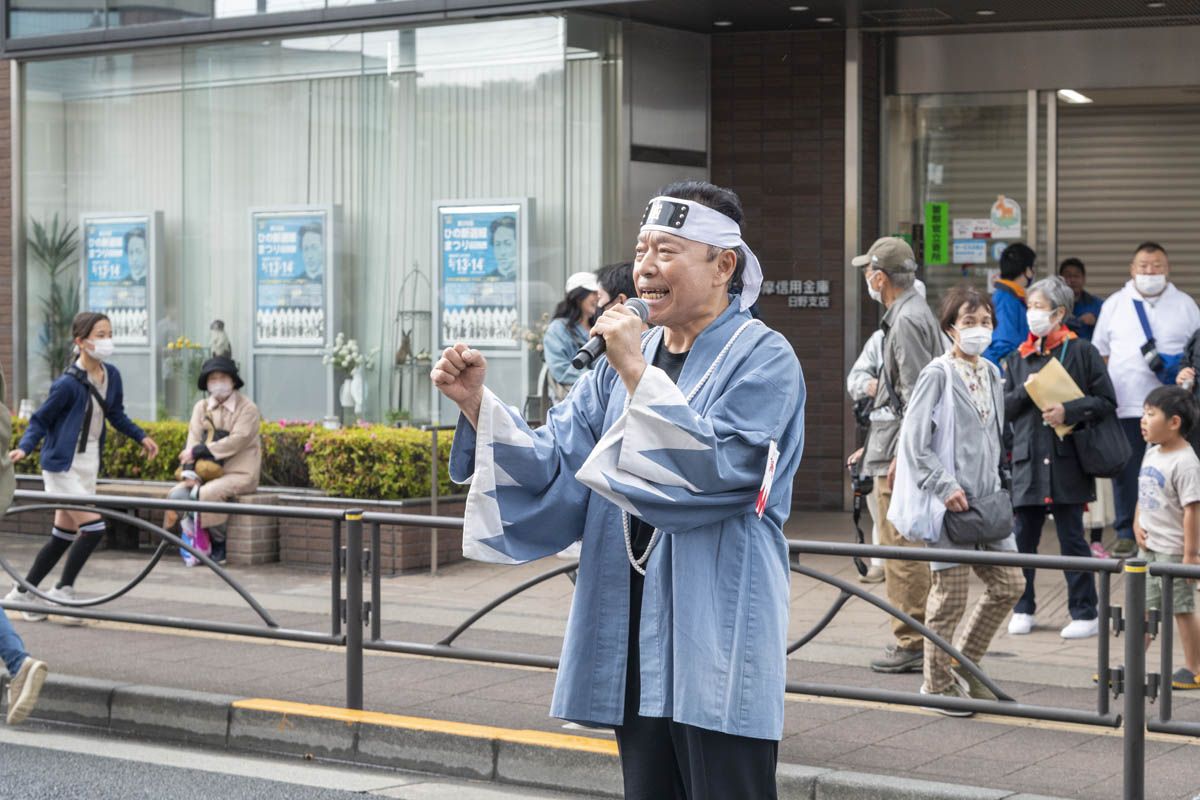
[1134,273,1166,296]
[208,380,234,400]
[1027,308,1058,339]
[866,271,883,304]
[955,326,993,357]
[87,338,115,360]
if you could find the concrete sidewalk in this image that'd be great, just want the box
[3,512,1200,799]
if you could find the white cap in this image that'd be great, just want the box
[565,272,599,294]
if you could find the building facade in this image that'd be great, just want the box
[4,1,1200,509]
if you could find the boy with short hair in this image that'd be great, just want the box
[1135,385,1200,689]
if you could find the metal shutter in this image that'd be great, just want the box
[1058,104,1200,299]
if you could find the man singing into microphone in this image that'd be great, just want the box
[432,180,805,798]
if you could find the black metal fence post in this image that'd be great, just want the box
[330,518,343,638]
[1123,559,1147,800]
[430,427,439,577]
[1098,571,1111,716]
[370,521,381,642]
[345,510,365,710]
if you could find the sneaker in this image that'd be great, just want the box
[1111,538,1138,558]
[1061,618,1100,639]
[858,565,885,584]
[6,657,48,725]
[45,586,84,627]
[1090,541,1111,559]
[870,644,923,674]
[951,663,999,701]
[1172,668,1200,690]
[920,682,974,717]
[210,539,227,566]
[3,585,46,622]
[1007,613,1035,635]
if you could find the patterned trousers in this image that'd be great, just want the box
[923,563,1024,693]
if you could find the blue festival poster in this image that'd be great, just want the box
[253,211,327,346]
[439,204,520,348]
[84,216,151,344]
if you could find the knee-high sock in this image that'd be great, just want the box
[58,520,106,589]
[23,527,77,589]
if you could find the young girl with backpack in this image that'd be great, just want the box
[4,312,159,620]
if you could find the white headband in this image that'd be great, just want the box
[639,196,764,312]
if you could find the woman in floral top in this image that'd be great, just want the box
[899,284,1023,716]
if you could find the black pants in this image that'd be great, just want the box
[1013,503,1097,620]
[615,567,778,800]
[1112,417,1146,542]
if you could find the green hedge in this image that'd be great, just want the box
[10,418,456,500]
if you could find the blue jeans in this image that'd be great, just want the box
[0,611,28,676]
[1112,417,1146,542]
[1014,503,1098,620]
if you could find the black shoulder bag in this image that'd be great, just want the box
[942,367,1014,545]
[64,365,109,455]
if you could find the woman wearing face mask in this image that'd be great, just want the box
[541,272,600,403]
[1003,276,1117,640]
[5,312,159,618]
[898,284,1022,714]
[166,356,261,565]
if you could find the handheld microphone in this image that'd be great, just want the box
[571,298,650,370]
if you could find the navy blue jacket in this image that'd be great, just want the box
[18,363,145,472]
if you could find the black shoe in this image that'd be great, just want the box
[210,539,227,565]
[870,644,923,673]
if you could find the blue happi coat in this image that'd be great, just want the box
[449,301,805,740]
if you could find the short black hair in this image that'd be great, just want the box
[1135,241,1167,258]
[489,216,516,244]
[596,261,636,304]
[1059,257,1085,276]
[999,242,1036,281]
[1145,385,1199,437]
[123,227,146,251]
[655,179,746,290]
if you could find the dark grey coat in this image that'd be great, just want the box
[1003,334,1118,508]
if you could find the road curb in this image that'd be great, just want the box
[3,674,1068,800]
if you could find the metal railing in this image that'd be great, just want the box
[2,490,1197,800]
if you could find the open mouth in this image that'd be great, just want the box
[640,288,669,301]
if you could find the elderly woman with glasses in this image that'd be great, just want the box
[1003,275,1119,640]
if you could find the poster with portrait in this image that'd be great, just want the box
[438,203,521,349]
[82,215,152,345]
[252,209,329,347]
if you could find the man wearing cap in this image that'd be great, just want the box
[166,356,262,565]
[434,180,804,797]
[854,236,944,674]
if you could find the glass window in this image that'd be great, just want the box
[883,92,1030,310]
[9,0,104,38]
[108,0,211,28]
[18,15,621,428]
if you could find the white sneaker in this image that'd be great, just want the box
[1060,618,1100,639]
[45,586,85,627]
[3,585,46,622]
[1007,613,1035,635]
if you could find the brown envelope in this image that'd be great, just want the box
[1023,357,1084,438]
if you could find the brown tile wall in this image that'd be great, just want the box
[0,60,12,405]
[711,31,851,510]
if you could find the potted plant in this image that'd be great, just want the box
[30,215,80,380]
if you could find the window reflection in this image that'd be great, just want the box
[9,0,104,37]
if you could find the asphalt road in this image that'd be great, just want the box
[0,724,603,800]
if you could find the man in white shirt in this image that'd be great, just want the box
[1093,242,1200,557]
